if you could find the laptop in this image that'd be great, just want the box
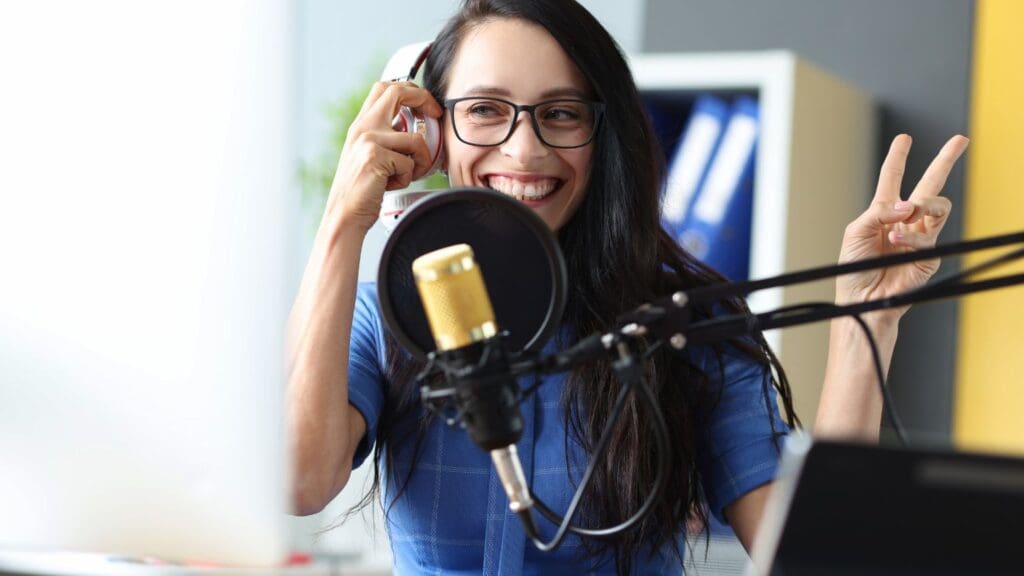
[748,434,1024,576]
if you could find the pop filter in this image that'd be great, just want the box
[377,187,567,361]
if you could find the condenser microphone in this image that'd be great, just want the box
[411,243,534,514]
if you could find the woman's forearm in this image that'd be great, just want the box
[286,217,368,514]
[815,312,899,441]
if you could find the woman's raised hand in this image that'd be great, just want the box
[324,81,444,233]
[835,134,969,316]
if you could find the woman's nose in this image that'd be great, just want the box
[499,112,549,164]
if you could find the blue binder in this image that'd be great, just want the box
[660,95,730,238]
[677,96,758,281]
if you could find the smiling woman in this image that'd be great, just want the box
[435,17,597,230]
[285,0,967,574]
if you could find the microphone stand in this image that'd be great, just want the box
[424,229,1024,551]
[533,230,1024,374]
[618,230,1024,349]
[419,332,674,550]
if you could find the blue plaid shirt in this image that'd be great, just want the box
[347,283,787,575]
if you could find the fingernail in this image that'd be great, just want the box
[891,231,904,242]
[895,201,913,211]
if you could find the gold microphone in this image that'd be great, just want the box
[412,244,534,513]
[412,244,498,351]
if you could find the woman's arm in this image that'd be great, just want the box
[286,81,442,515]
[287,220,369,516]
[725,134,969,551]
[815,133,967,439]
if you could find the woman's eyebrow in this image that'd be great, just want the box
[463,85,513,97]
[540,87,587,99]
[461,85,588,99]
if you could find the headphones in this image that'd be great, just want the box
[380,41,443,179]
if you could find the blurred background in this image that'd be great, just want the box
[1,1,1021,574]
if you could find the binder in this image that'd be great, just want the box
[643,97,683,156]
[678,96,758,281]
[660,95,730,236]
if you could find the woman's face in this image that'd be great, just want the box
[442,18,595,231]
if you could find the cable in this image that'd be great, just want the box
[683,230,1024,307]
[517,241,1024,549]
[519,340,672,550]
[673,244,1024,446]
[906,245,1024,299]
[424,245,1024,551]
[827,244,1024,445]
[845,310,908,445]
[752,302,908,445]
[687,301,904,442]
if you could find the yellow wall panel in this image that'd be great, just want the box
[955,0,1024,453]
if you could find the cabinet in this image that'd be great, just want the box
[631,51,877,424]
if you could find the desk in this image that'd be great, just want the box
[0,551,337,576]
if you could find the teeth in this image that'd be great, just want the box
[485,175,559,201]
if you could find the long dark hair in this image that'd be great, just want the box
[352,1,799,573]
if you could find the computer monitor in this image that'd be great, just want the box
[0,1,293,565]
[750,435,1024,576]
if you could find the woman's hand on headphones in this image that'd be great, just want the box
[325,81,444,233]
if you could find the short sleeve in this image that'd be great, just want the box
[347,283,387,470]
[694,345,789,524]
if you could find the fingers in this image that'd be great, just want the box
[846,194,954,256]
[909,134,969,200]
[357,81,391,117]
[887,229,938,250]
[853,198,917,233]
[896,196,952,227]
[365,81,444,125]
[365,130,433,180]
[325,81,442,231]
[349,132,422,187]
[349,82,442,171]
[383,153,417,191]
[344,81,441,183]
[873,134,912,204]
[859,133,964,236]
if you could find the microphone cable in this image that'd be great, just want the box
[518,339,672,551]
[681,242,1024,448]
[418,235,1024,551]
[764,302,905,445]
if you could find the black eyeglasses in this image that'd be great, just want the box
[443,97,604,149]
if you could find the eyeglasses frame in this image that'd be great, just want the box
[442,96,605,149]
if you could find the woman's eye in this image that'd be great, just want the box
[469,104,501,117]
[544,107,581,121]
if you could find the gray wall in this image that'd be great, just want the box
[643,0,975,440]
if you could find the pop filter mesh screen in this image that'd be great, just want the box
[379,188,565,359]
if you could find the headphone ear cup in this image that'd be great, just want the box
[419,114,443,178]
[395,107,443,180]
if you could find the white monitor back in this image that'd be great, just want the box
[0,1,293,565]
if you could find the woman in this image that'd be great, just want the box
[287,0,968,573]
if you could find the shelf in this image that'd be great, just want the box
[630,51,877,424]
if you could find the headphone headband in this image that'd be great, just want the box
[380,41,433,82]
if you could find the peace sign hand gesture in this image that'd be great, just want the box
[836,134,970,319]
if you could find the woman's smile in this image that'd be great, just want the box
[482,173,565,203]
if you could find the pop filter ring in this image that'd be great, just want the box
[377,187,567,361]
